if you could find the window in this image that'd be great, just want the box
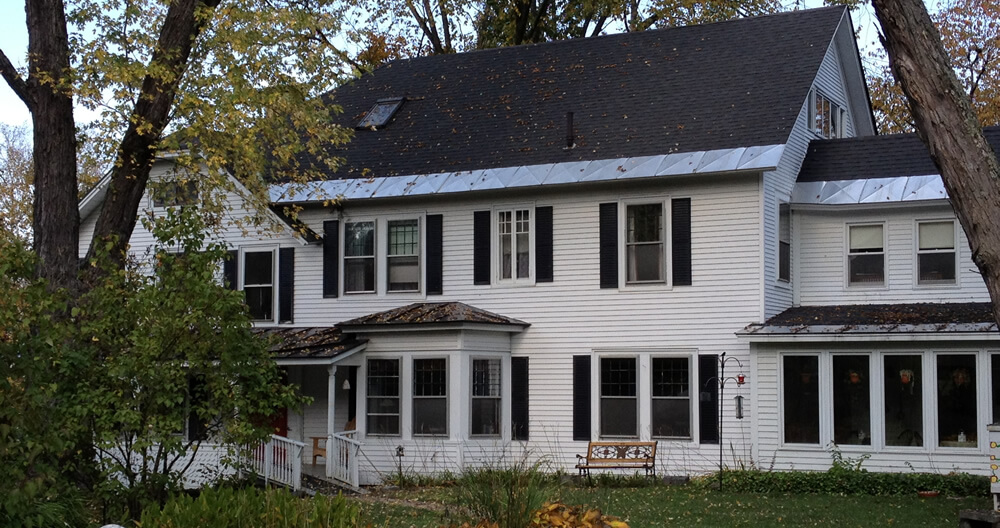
[626,203,664,283]
[366,359,400,436]
[471,359,501,436]
[778,203,791,282]
[832,355,870,445]
[387,219,420,291]
[344,221,375,293]
[813,91,843,139]
[783,356,819,444]
[152,179,198,208]
[936,354,976,447]
[848,224,884,286]
[243,250,274,321]
[498,209,531,281]
[357,98,404,128]
[413,358,447,436]
[917,221,956,285]
[884,355,923,447]
[651,358,691,438]
[600,357,637,437]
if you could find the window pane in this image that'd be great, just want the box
[993,355,1000,425]
[849,225,883,251]
[472,399,500,435]
[601,358,636,397]
[473,359,501,397]
[627,204,662,243]
[345,222,375,257]
[849,254,884,285]
[367,359,400,436]
[413,399,447,435]
[652,399,690,438]
[244,251,273,285]
[368,415,400,435]
[918,253,956,283]
[937,354,977,447]
[245,286,273,321]
[779,241,791,281]
[627,243,664,282]
[389,219,419,254]
[600,398,637,437]
[652,358,689,397]
[783,356,819,444]
[833,355,871,445]
[516,232,530,278]
[884,355,923,447]
[388,256,419,291]
[344,258,375,292]
[919,222,954,250]
[414,359,447,396]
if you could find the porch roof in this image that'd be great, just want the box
[739,302,998,340]
[254,327,367,361]
[339,302,529,330]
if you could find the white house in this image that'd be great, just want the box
[78,6,1000,489]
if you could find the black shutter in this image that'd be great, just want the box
[535,206,553,283]
[473,210,491,285]
[672,197,692,286]
[699,354,719,444]
[223,250,238,290]
[426,214,443,295]
[323,220,339,298]
[572,355,591,441]
[511,357,529,440]
[599,203,618,289]
[278,247,294,323]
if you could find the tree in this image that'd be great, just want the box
[0,0,351,290]
[870,0,1000,326]
[0,124,33,242]
[867,0,1000,132]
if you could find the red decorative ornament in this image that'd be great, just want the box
[737,374,746,385]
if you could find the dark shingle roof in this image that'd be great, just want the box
[254,327,366,360]
[741,303,998,336]
[340,302,529,327]
[798,126,1000,182]
[310,7,847,180]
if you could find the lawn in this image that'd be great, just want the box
[350,484,991,527]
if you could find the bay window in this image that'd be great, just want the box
[471,359,501,436]
[413,358,448,436]
[366,358,400,436]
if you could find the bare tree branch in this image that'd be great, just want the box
[0,49,32,111]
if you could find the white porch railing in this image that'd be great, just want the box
[249,434,306,490]
[328,431,361,489]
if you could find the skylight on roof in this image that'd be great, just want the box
[357,98,404,129]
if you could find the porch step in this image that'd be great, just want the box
[302,473,367,496]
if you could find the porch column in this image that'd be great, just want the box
[327,364,337,478]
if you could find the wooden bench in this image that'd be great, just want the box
[575,441,657,477]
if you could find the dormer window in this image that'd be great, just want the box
[357,98,404,129]
[811,91,844,139]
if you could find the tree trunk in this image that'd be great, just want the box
[27,0,79,290]
[872,0,1000,326]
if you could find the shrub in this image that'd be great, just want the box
[456,458,556,528]
[137,486,359,527]
[703,469,989,497]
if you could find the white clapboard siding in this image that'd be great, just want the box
[796,205,990,305]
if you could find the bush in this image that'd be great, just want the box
[137,486,359,527]
[456,458,556,528]
[704,469,989,497]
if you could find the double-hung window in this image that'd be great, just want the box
[243,250,275,321]
[344,221,376,293]
[778,203,791,282]
[600,357,638,437]
[847,224,884,286]
[626,203,664,283]
[471,359,501,436]
[651,358,691,438]
[917,220,956,285]
[498,209,531,281]
[413,358,448,436]
[366,358,400,436]
[387,219,420,292]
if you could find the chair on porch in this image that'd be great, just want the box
[311,437,327,466]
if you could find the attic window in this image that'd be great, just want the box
[357,98,404,129]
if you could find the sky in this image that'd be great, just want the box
[0,1,886,130]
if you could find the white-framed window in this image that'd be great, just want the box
[916,220,957,285]
[471,358,501,436]
[344,221,376,293]
[811,91,844,139]
[366,358,401,436]
[387,219,420,292]
[832,354,872,446]
[651,357,691,439]
[847,223,885,287]
[781,355,820,444]
[934,354,976,447]
[625,202,665,284]
[778,202,791,282]
[600,357,638,438]
[496,208,533,283]
[242,249,275,322]
[413,358,448,436]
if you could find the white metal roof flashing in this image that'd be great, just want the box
[269,144,785,203]
[792,174,948,205]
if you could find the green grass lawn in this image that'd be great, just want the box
[350,484,991,527]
